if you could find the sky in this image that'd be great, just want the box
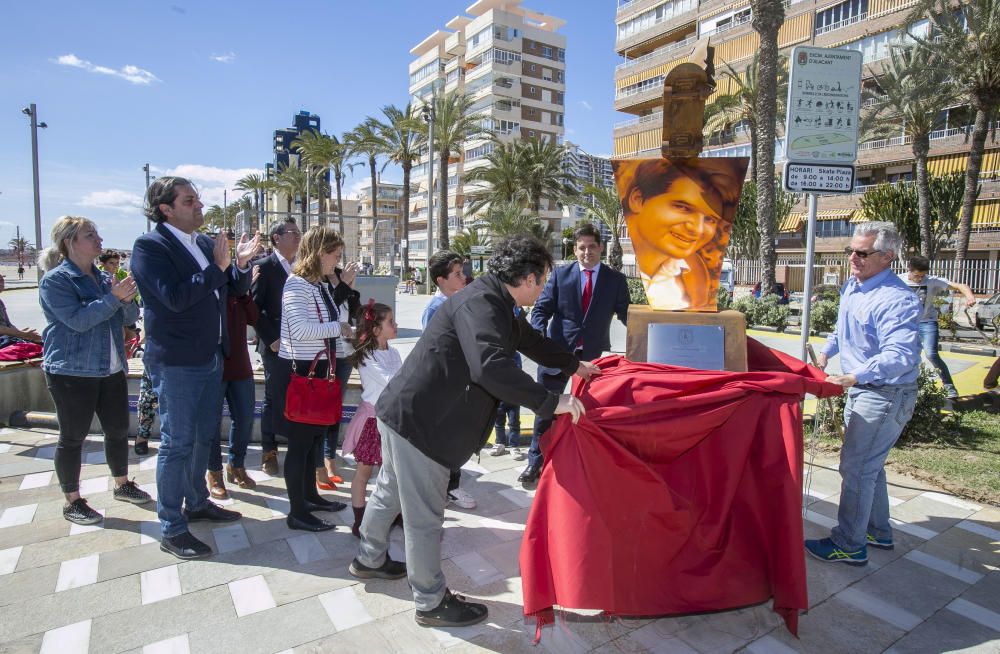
[0,0,624,250]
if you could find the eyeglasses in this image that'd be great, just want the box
[844,247,883,259]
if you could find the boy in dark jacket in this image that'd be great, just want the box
[348,237,599,628]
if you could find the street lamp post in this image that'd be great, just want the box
[21,104,46,280]
[421,102,435,294]
[143,164,152,232]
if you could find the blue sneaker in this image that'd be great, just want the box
[805,538,868,566]
[866,533,894,550]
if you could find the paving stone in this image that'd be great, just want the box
[177,537,296,594]
[852,557,970,620]
[672,605,782,653]
[0,573,138,642]
[264,560,356,607]
[0,633,45,654]
[891,495,975,535]
[186,596,336,654]
[776,593,904,654]
[619,617,702,654]
[292,621,395,654]
[39,618,91,654]
[229,574,276,617]
[0,561,60,607]
[0,514,69,552]
[958,571,1000,615]
[886,605,1000,653]
[17,521,140,569]
[98,541,177,582]
[88,585,235,653]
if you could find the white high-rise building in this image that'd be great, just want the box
[407,0,567,264]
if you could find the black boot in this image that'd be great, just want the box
[352,505,365,538]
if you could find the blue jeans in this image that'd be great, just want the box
[315,357,353,462]
[209,377,255,471]
[528,367,570,469]
[148,352,224,538]
[918,320,955,388]
[494,402,521,447]
[831,383,917,551]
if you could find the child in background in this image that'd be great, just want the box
[342,300,401,537]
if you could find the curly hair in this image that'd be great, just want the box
[486,236,553,286]
[144,176,195,223]
[292,226,344,283]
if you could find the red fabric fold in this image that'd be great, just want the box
[519,338,842,637]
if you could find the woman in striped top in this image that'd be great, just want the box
[278,226,354,532]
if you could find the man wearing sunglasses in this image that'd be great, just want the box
[899,255,976,399]
[806,222,921,567]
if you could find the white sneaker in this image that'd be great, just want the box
[510,447,527,461]
[489,443,507,457]
[447,487,477,509]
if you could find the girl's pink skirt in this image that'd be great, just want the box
[342,401,382,466]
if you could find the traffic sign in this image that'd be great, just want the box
[470,245,490,255]
[784,46,863,165]
[783,162,855,194]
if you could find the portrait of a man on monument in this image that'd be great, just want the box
[612,156,748,311]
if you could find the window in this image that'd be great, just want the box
[530,63,536,72]
[617,0,697,41]
[528,130,536,137]
[541,45,553,58]
[555,71,564,82]
[468,26,492,51]
[529,85,536,94]
[410,59,443,86]
[814,0,868,34]
[838,21,928,63]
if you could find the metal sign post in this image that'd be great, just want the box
[783,46,863,361]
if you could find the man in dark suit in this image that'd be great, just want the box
[251,219,301,476]
[131,176,262,560]
[520,223,630,483]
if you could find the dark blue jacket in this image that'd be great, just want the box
[529,262,630,361]
[131,223,250,367]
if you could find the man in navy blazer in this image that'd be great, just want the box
[521,223,630,483]
[131,176,262,560]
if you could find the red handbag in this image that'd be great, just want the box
[283,293,343,426]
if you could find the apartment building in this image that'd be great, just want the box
[355,183,409,271]
[263,110,328,222]
[612,0,1000,270]
[407,0,567,265]
[562,141,616,224]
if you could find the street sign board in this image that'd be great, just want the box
[784,46,863,165]
[783,162,856,193]
[470,245,490,255]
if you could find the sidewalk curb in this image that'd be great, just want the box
[941,343,998,357]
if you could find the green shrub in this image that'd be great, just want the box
[755,295,789,330]
[717,286,734,310]
[815,364,961,444]
[810,300,839,334]
[627,278,648,305]
[732,294,757,322]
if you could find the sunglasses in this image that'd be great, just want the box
[844,247,883,259]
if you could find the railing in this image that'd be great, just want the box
[700,13,752,38]
[858,122,998,151]
[614,110,663,129]
[859,134,912,150]
[614,34,697,73]
[616,75,666,100]
[863,93,888,108]
[815,12,868,36]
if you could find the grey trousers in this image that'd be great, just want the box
[358,419,451,611]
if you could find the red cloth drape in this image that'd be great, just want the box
[519,339,842,637]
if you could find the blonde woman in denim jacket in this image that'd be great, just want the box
[38,216,152,526]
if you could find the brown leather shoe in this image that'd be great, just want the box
[226,463,257,489]
[261,450,279,476]
[206,470,228,500]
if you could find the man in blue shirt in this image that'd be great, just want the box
[807,221,921,566]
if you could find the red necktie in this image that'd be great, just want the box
[582,269,593,316]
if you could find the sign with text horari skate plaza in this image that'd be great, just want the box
[783,45,863,193]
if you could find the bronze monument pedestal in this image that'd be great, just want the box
[625,307,748,372]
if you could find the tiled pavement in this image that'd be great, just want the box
[0,425,998,653]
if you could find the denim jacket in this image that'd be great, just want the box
[39,259,139,377]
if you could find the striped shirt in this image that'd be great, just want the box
[279,274,344,361]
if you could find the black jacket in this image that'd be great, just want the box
[251,253,287,354]
[376,274,579,470]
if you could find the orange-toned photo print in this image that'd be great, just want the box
[612,157,748,311]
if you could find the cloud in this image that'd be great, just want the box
[348,178,370,200]
[210,52,236,64]
[79,189,144,213]
[579,100,593,111]
[54,54,160,85]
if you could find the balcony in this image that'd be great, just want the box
[616,6,698,54]
[815,12,868,36]
[614,110,663,130]
[699,12,753,38]
[615,34,696,76]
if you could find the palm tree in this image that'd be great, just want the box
[292,130,339,226]
[750,0,786,296]
[328,134,353,234]
[372,103,425,273]
[463,139,530,215]
[347,120,389,259]
[581,184,628,271]
[517,138,575,215]
[275,164,308,216]
[481,200,543,239]
[907,0,1000,281]
[703,53,788,177]
[235,173,268,234]
[432,90,482,249]
[863,44,958,257]
[451,228,491,257]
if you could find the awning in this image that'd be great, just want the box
[972,199,1000,227]
[928,150,1000,176]
[816,209,855,221]
[779,213,803,233]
